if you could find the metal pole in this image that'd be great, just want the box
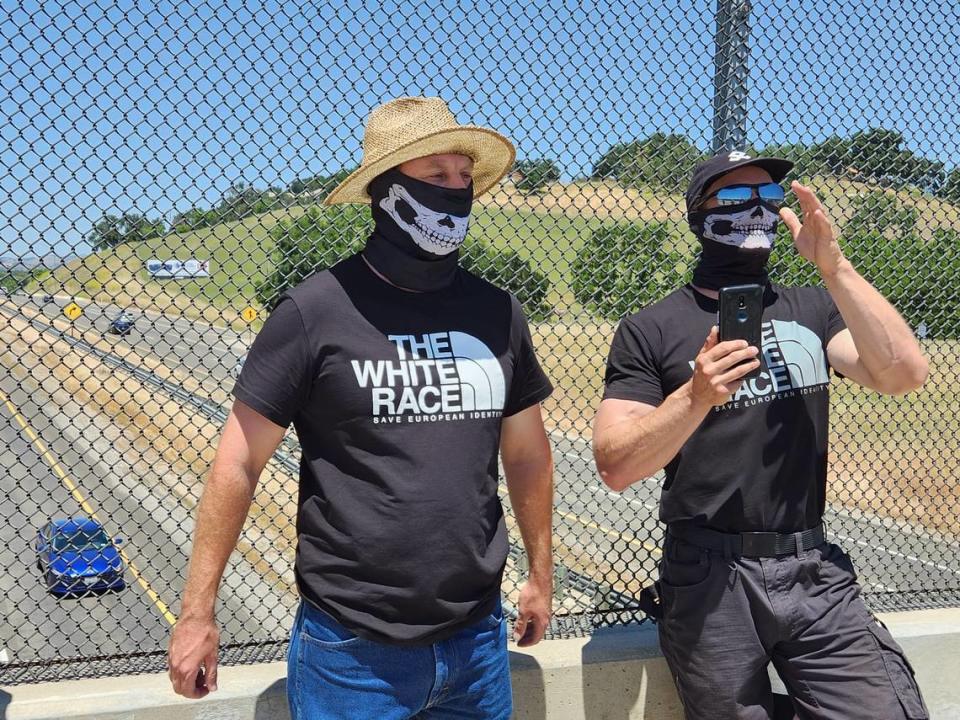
[712,0,751,153]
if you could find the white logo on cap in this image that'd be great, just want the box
[728,151,752,161]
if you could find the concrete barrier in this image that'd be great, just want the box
[3,609,959,719]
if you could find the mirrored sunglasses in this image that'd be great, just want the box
[707,182,786,207]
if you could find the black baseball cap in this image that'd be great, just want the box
[685,151,794,217]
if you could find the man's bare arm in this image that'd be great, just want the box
[781,182,927,395]
[168,400,286,698]
[594,328,758,491]
[500,403,554,646]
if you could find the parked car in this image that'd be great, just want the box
[108,311,135,336]
[36,518,125,595]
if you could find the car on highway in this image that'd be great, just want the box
[108,311,135,336]
[42,294,54,304]
[35,518,125,595]
[231,353,247,379]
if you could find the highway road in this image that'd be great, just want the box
[23,292,960,599]
[0,297,295,681]
[1,291,958,680]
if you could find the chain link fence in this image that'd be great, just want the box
[1,0,958,684]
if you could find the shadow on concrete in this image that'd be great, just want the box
[0,688,10,720]
[509,649,547,720]
[254,677,290,720]
[580,631,644,719]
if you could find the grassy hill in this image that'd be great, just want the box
[24,179,960,538]
[32,208,305,327]
[30,178,960,326]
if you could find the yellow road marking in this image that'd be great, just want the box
[499,483,661,558]
[555,509,662,557]
[0,388,177,625]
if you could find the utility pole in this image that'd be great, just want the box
[712,0,751,153]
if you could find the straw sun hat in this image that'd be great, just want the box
[325,96,516,205]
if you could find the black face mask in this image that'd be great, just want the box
[364,168,473,292]
[688,199,780,290]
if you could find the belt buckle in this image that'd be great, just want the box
[740,532,775,557]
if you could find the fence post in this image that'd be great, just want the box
[712,0,751,152]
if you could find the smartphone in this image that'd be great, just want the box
[718,284,764,379]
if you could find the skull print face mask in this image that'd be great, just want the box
[364,168,473,291]
[688,199,781,290]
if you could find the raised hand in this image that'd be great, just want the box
[778,181,846,277]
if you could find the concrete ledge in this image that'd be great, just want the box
[3,609,959,719]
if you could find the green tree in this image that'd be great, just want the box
[287,168,356,202]
[87,212,166,250]
[592,133,703,192]
[846,128,904,179]
[572,221,687,319]
[172,208,209,233]
[592,141,640,180]
[939,168,960,203]
[803,135,852,176]
[513,159,561,195]
[257,206,371,309]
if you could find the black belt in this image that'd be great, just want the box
[667,523,826,558]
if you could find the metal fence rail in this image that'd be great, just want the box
[1,0,958,683]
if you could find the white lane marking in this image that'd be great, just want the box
[554,446,663,489]
[827,530,960,579]
[0,648,8,663]
[580,486,958,579]
[550,429,960,556]
[828,504,960,550]
[589,483,658,511]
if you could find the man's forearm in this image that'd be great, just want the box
[504,456,554,583]
[595,382,711,490]
[179,461,258,619]
[823,259,928,391]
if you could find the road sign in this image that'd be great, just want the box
[63,302,83,321]
[241,306,258,323]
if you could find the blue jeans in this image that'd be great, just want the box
[287,600,512,719]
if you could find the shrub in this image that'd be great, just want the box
[514,159,561,195]
[845,191,918,238]
[771,224,960,338]
[461,241,553,320]
[572,221,688,319]
[256,206,370,309]
[258,205,553,320]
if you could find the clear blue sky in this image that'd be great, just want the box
[1,0,958,259]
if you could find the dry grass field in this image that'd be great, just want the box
[532,321,960,539]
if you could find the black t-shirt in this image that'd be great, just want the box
[233,253,553,645]
[604,284,846,533]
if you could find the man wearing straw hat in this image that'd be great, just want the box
[168,97,555,719]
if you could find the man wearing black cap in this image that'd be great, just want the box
[593,151,929,719]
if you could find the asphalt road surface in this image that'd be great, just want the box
[0,301,295,677]
[1,291,957,677]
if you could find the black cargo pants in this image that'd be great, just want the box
[656,534,929,720]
